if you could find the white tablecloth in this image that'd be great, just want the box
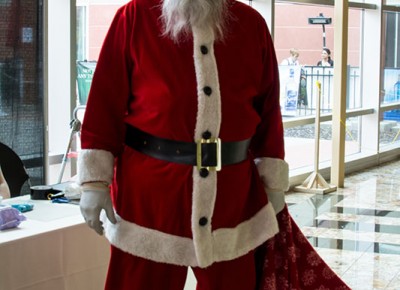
[0,196,110,290]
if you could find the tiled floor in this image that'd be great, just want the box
[287,158,400,290]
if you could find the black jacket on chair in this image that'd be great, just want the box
[0,142,30,197]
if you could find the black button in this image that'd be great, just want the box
[200,45,208,55]
[202,131,212,140]
[199,168,209,178]
[199,217,208,226]
[203,86,212,96]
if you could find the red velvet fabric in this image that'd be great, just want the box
[81,0,282,240]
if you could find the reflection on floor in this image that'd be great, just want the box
[287,159,400,290]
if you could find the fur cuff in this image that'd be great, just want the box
[255,157,289,192]
[265,190,286,214]
[255,158,289,215]
[77,149,114,185]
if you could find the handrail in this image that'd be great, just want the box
[381,102,400,112]
[383,5,400,13]
[283,107,375,129]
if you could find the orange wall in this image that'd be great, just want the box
[88,4,362,67]
[88,5,121,60]
[275,4,361,66]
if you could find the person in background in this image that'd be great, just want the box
[77,0,350,289]
[317,47,334,67]
[281,48,308,107]
[0,166,10,199]
[280,48,300,66]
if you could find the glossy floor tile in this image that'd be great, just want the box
[287,159,400,290]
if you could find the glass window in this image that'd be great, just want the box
[384,1,400,6]
[275,3,336,170]
[86,3,126,60]
[0,0,12,6]
[77,5,87,61]
[275,3,368,170]
[75,2,127,105]
[380,11,400,150]
[344,8,363,158]
[0,0,45,191]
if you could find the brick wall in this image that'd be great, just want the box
[0,0,40,103]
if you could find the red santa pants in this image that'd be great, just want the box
[105,246,260,290]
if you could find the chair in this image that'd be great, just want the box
[0,142,30,197]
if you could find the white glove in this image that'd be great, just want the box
[79,185,117,235]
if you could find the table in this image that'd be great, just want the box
[0,195,110,290]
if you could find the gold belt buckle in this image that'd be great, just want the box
[196,138,221,171]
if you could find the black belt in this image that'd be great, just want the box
[125,125,250,171]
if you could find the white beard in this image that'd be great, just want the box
[161,0,228,42]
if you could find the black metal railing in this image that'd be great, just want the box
[281,65,361,117]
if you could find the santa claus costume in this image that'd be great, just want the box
[77,0,350,289]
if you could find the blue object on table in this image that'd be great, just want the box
[11,204,34,213]
[51,197,70,203]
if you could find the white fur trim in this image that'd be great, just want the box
[212,202,278,262]
[265,190,286,214]
[101,202,278,268]
[255,157,289,192]
[191,169,217,267]
[103,213,198,266]
[192,26,221,139]
[191,26,223,267]
[255,158,289,214]
[77,149,114,185]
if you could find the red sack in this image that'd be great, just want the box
[258,206,351,290]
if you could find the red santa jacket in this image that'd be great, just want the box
[78,0,289,268]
